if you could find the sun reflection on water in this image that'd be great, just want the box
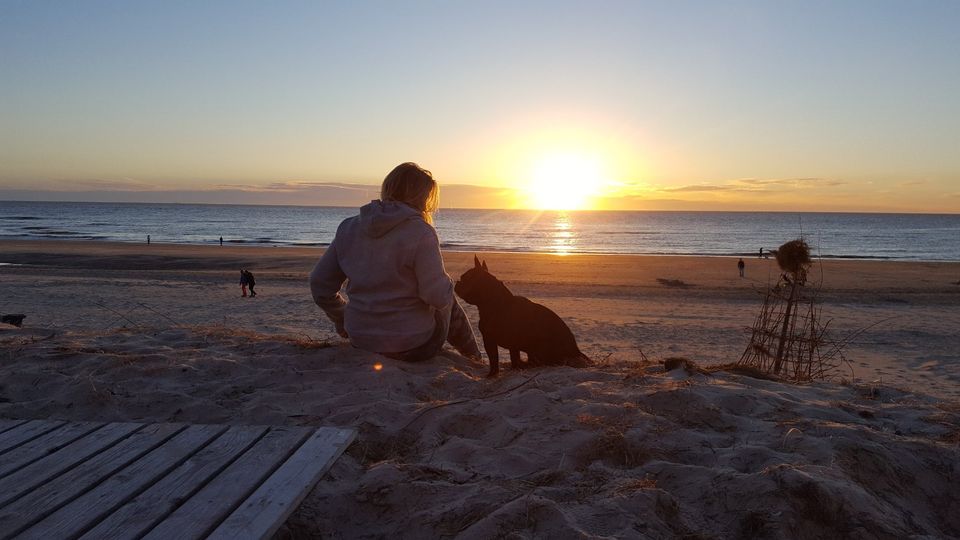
[549,212,576,255]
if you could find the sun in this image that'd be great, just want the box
[523,153,607,210]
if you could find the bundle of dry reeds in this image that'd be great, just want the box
[739,238,848,382]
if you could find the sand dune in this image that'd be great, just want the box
[1,325,957,538]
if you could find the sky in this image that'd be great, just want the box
[1,1,958,212]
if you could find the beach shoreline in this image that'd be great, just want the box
[4,237,960,262]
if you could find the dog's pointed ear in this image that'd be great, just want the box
[481,260,488,271]
[474,255,482,269]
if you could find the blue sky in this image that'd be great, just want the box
[1,1,958,211]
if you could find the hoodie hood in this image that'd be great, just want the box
[359,200,423,238]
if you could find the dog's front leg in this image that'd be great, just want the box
[509,349,523,370]
[483,336,500,377]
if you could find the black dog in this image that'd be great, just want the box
[455,256,590,377]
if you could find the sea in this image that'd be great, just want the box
[1,200,958,261]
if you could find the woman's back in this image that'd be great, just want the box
[310,200,453,353]
[310,162,477,361]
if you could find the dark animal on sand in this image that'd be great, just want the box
[1,314,26,327]
[454,256,591,377]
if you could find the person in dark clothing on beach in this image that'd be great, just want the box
[738,258,745,277]
[239,270,249,297]
[244,270,257,297]
[220,236,223,246]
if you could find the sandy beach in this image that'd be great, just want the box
[2,239,959,538]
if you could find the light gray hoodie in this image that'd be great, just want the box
[309,200,453,353]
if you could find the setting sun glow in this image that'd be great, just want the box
[523,153,607,210]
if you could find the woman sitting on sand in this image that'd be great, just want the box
[310,162,481,362]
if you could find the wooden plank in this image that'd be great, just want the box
[79,425,269,540]
[208,427,356,540]
[0,421,103,479]
[0,422,142,509]
[0,419,28,436]
[0,419,65,455]
[0,422,185,539]
[142,426,312,540]
[19,424,227,540]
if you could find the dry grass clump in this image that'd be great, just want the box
[659,358,783,382]
[609,476,657,496]
[575,413,650,468]
[287,334,335,349]
[706,362,783,381]
[775,239,812,275]
[662,357,710,375]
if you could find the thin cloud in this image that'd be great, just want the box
[734,177,845,188]
[264,181,379,192]
[51,178,157,190]
[658,177,846,194]
[0,182,520,208]
[660,184,736,193]
[212,181,379,192]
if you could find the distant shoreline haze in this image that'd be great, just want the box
[0,186,957,214]
[0,197,958,216]
[0,181,960,214]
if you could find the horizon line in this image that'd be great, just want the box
[1,198,958,216]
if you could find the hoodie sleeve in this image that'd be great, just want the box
[413,227,453,311]
[309,240,347,327]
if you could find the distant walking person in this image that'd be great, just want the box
[240,269,249,297]
[220,236,223,246]
[147,234,151,245]
[758,247,762,258]
[738,258,745,278]
[244,270,257,297]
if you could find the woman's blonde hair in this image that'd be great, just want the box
[380,162,440,224]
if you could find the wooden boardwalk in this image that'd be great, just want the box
[0,419,355,540]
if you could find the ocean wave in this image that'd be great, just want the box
[31,230,82,236]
